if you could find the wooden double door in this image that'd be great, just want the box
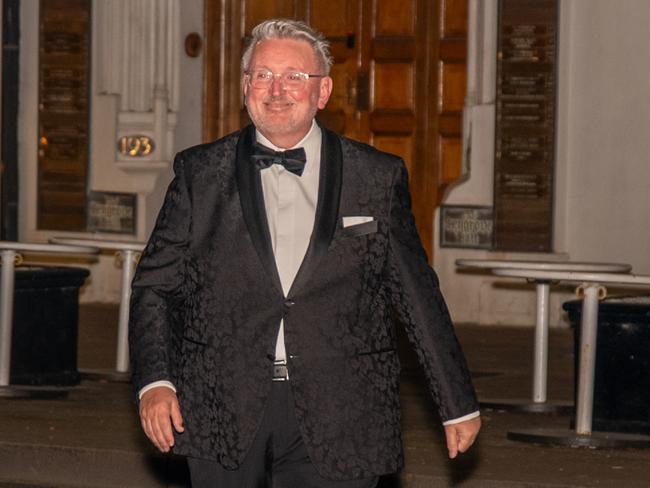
[204,0,467,258]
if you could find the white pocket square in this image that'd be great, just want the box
[343,216,374,227]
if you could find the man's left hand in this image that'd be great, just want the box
[443,416,481,459]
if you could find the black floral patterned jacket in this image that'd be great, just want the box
[129,124,478,480]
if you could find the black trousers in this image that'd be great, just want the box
[187,381,379,488]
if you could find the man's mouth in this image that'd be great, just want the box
[264,97,293,111]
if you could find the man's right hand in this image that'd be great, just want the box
[139,386,185,452]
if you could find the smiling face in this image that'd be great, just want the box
[242,38,333,148]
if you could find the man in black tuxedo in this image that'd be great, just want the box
[129,18,480,488]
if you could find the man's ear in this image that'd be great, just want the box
[241,75,249,99]
[317,76,333,110]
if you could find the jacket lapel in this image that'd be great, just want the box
[288,127,342,297]
[235,125,283,294]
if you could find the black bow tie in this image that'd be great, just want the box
[251,143,307,177]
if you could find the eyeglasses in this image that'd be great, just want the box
[245,69,326,90]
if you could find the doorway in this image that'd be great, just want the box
[203,0,468,258]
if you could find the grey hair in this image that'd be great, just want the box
[241,19,333,75]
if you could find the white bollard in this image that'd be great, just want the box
[116,250,137,373]
[575,284,603,435]
[532,282,551,403]
[0,250,17,386]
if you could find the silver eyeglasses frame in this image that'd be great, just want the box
[245,69,326,90]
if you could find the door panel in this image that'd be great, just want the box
[243,1,300,32]
[376,0,416,35]
[367,0,430,248]
[373,64,415,110]
[203,0,468,259]
[373,136,414,171]
[309,0,358,35]
[309,0,362,139]
[441,0,467,36]
[435,0,467,199]
[439,61,466,112]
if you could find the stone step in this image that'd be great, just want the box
[0,443,189,488]
[0,441,589,488]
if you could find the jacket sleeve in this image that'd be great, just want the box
[128,153,192,394]
[386,161,479,422]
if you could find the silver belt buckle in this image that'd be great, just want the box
[272,362,289,381]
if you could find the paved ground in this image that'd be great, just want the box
[0,304,649,487]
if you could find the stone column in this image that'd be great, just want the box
[95,0,180,198]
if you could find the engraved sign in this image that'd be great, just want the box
[43,31,83,54]
[117,135,155,157]
[493,0,558,252]
[87,192,136,234]
[37,0,90,231]
[440,206,494,249]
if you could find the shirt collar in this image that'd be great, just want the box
[255,120,322,174]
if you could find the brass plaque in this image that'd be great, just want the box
[117,135,156,157]
[493,0,558,252]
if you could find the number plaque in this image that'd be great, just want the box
[117,135,156,157]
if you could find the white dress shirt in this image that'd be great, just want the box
[257,121,322,363]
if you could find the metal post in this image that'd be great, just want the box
[115,250,136,373]
[532,281,550,403]
[0,250,17,386]
[575,284,602,435]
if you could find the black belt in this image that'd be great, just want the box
[273,362,289,381]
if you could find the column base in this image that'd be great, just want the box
[480,397,574,414]
[78,368,131,383]
[0,385,69,399]
[507,427,650,448]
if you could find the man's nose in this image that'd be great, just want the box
[270,76,284,95]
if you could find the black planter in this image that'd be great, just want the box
[9,266,89,386]
[564,295,650,435]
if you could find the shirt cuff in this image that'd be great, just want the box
[138,380,177,400]
[442,410,480,426]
